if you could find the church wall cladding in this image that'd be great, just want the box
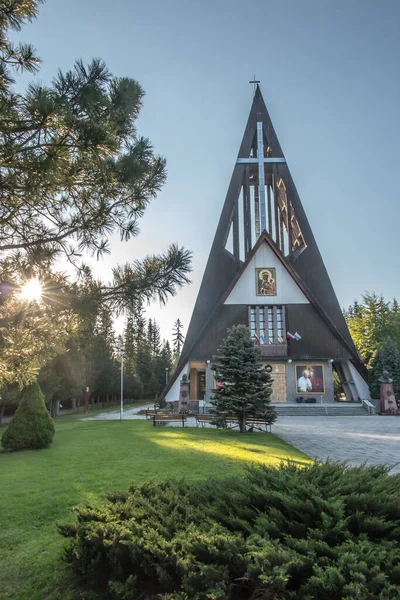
[289,244,357,354]
[191,305,249,361]
[182,236,241,358]
[285,304,352,360]
[191,303,350,363]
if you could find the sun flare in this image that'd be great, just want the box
[20,279,42,302]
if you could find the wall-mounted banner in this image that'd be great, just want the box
[296,365,325,394]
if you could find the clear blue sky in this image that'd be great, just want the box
[15,0,400,341]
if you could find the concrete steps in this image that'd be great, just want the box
[272,404,369,417]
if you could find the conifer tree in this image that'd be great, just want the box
[147,319,154,350]
[124,316,135,360]
[211,325,276,433]
[344,293,397,366]
[1,381,55,450]
[88,308,119,402]
[368,336,400,399]
[172,319,184,356]
[0,1,192,388]
[151,320,161,356]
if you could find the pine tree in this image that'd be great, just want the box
[368,336,400,399]
[172,319,185,356]
[0,1,192,388]
[211,325,276,433]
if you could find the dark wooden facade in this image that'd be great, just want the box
[164,86,366,400]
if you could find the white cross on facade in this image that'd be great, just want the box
[236,121,286,232]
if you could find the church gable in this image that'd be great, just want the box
[164,84,366,400]
[224,239,308,306]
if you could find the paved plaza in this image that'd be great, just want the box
[273,416,400,474]
[84,409,400,474]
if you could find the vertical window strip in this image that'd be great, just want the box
[259,307,265,343]
[249,306,286,345]
[268,307,274,344]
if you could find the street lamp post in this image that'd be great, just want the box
[120,354,126,421]
[165,367,169,385]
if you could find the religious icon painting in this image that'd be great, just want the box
[256,268,277,296]
[296,365,325,394]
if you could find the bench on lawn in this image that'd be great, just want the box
[145,409,171,419]
[245,419,273,433]
[195,414,215,427]
[224,417,273,433]
[153,414,187,427]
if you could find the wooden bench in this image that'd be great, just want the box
[245,419,273,433]
[220,417,273,432]
[153,414,187,427]
[195,414,215,427]
[145,409,171,419]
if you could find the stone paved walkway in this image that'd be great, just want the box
[272,416,400,474]
[81,403,153,420]
[83,409,400,474]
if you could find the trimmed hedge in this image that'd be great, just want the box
[1,382,55,450]
[60,462,400,599]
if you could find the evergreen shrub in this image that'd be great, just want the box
[1,382,55,450]
[59,462,400,599]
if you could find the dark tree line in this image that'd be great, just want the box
[344,293,400,400]
[0,304,183,421]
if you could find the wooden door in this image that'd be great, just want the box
[270,364,287,403]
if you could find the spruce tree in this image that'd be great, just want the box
[147,319,154,351]
[124,316,135,360]
[1,382,55,450]
[172,319,184,356]
[368,336,400,399]
[151,320,161,356]
[211,325,276,433]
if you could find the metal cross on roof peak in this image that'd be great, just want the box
[249,75,260,93]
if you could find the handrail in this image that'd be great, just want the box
[361,398,375,415]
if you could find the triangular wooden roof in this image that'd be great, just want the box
[165,87,365,395]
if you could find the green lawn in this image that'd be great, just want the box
[0,415,310,600]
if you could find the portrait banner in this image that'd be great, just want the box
[296,365,325,394]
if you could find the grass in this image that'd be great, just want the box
[0,414,310,600]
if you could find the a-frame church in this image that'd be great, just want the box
[165,85,370,407]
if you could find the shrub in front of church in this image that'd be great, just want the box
[1,382,55,450]
[59,462,400,599]
[211,324,276,432]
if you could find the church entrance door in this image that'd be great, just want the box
[270,364,287,403]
